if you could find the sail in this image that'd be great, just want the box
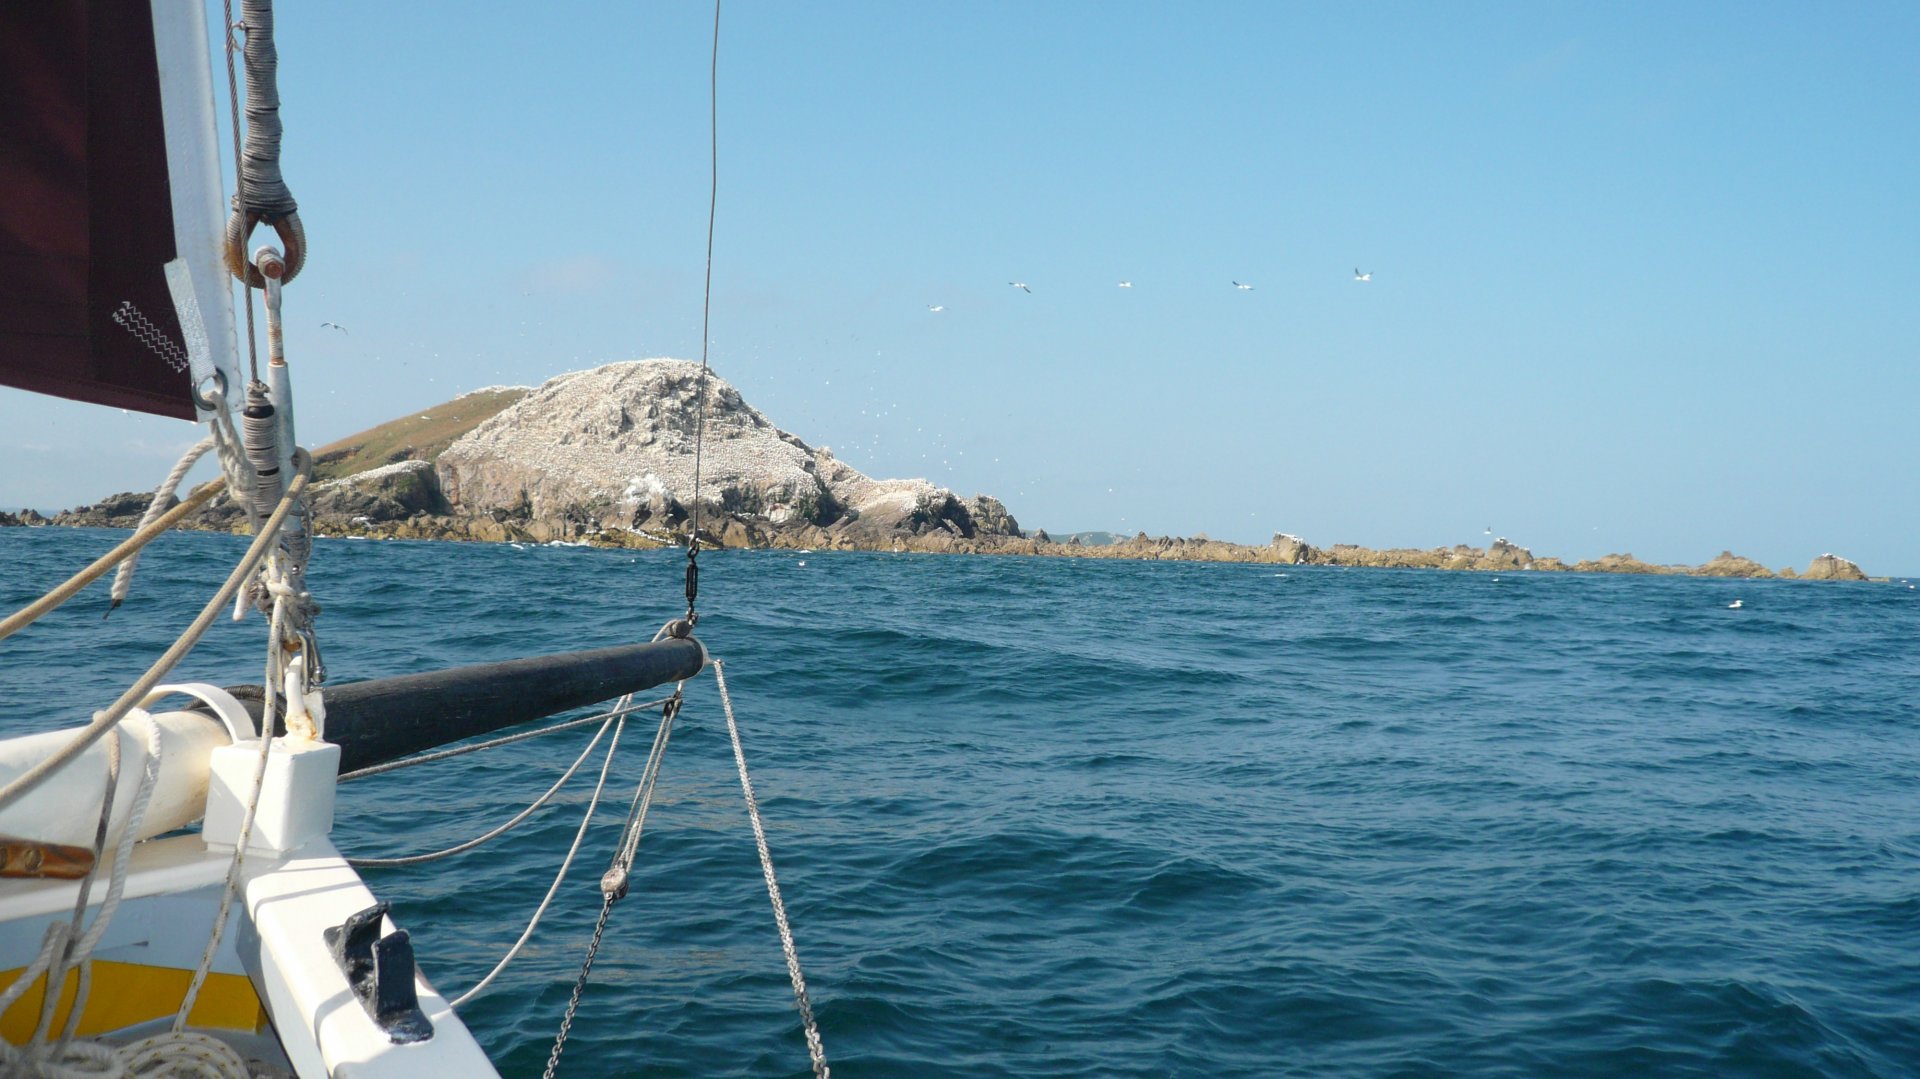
[0,1,239,421]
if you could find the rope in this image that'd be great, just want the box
[542,688,684,1076]
[0,456,309,815]
[0,481,226,644]
[235,0,297,216]
[447,706,629,1009]
[0,721,185,1078]
[684,0,722,620]
[602,692,681,898]
[171,592,286,1033]
[338,696,674,782]
[714,660,829,1078]
[120,1030,249,1078]
[346,711,621,868]
[107,439,214,613]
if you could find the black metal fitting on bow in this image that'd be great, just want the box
[325,901,434,1044]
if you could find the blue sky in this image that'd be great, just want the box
[5,2,1916,574]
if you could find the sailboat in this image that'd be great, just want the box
[0,3,820,1075]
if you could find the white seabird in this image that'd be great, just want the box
[1728,599,1744,609]
[1117,281,1132,288]
[321,321,348,333]
[1232,281,1254,290]
[1009,282,1031,293]
[1354,268,1372,282]
[928,304,945,312]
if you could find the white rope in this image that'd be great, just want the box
[338,696,675,782]
[0,481,225,645]
[447,703,631,1009]
[347,710,621,868]
[606,687,682,887]
[120,1030,248,1078]
[712,661,829,1079]
[52,721,164,1047]
[0,722,176,1078]
[108,439,214,611]
[172,592,286,1034]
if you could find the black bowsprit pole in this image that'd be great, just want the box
[223,637,707,773]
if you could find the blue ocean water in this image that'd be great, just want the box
[1,527,1916,1077]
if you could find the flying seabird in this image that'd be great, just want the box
[1354,268,1372,282]
[1009,282,1031,293]
[1117,281,1132,288]
[320,321,348,334]
[928,304,945,312]
[1232,281,1253,290]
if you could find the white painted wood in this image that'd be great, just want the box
[241,839,498,1078]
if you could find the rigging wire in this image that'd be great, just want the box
[684,0,722,622]
[222,0,260,384]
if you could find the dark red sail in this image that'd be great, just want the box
[0,3,199,419]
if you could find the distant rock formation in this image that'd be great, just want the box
[1696,551,1776,578]
[431,360,1019,545]
[21,358,1885,584]
[311,460,447,521]
[1802,553,1867,581]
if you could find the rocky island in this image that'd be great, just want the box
[6,359,1873,582]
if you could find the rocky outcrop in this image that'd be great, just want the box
[1569,552,1681,575]
[0,509,49,527]
[432,360,1020,543]
[310,460,447,521]
[48,491,159,529]
[1695,551,1776,578]
[1802,553,1867,581]
[34,360,1887,585]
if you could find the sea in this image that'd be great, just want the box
[2,527,1916,1078]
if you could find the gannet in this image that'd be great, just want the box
[1232,281,1254,290]
[1010,282,1031,293]
[928,304,945,312]
[1118,281,1132,288]
[1354,269,1372,282]
[1728,599,1744,609]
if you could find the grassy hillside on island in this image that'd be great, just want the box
[310,386,529,482]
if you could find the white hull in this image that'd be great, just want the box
[0,710,498,1076]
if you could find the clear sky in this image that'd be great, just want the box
[5,2,1917,574]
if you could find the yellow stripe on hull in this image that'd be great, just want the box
[0,960,263,1042]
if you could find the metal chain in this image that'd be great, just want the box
[542,690,682,1074]
[543,892,615,1079]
